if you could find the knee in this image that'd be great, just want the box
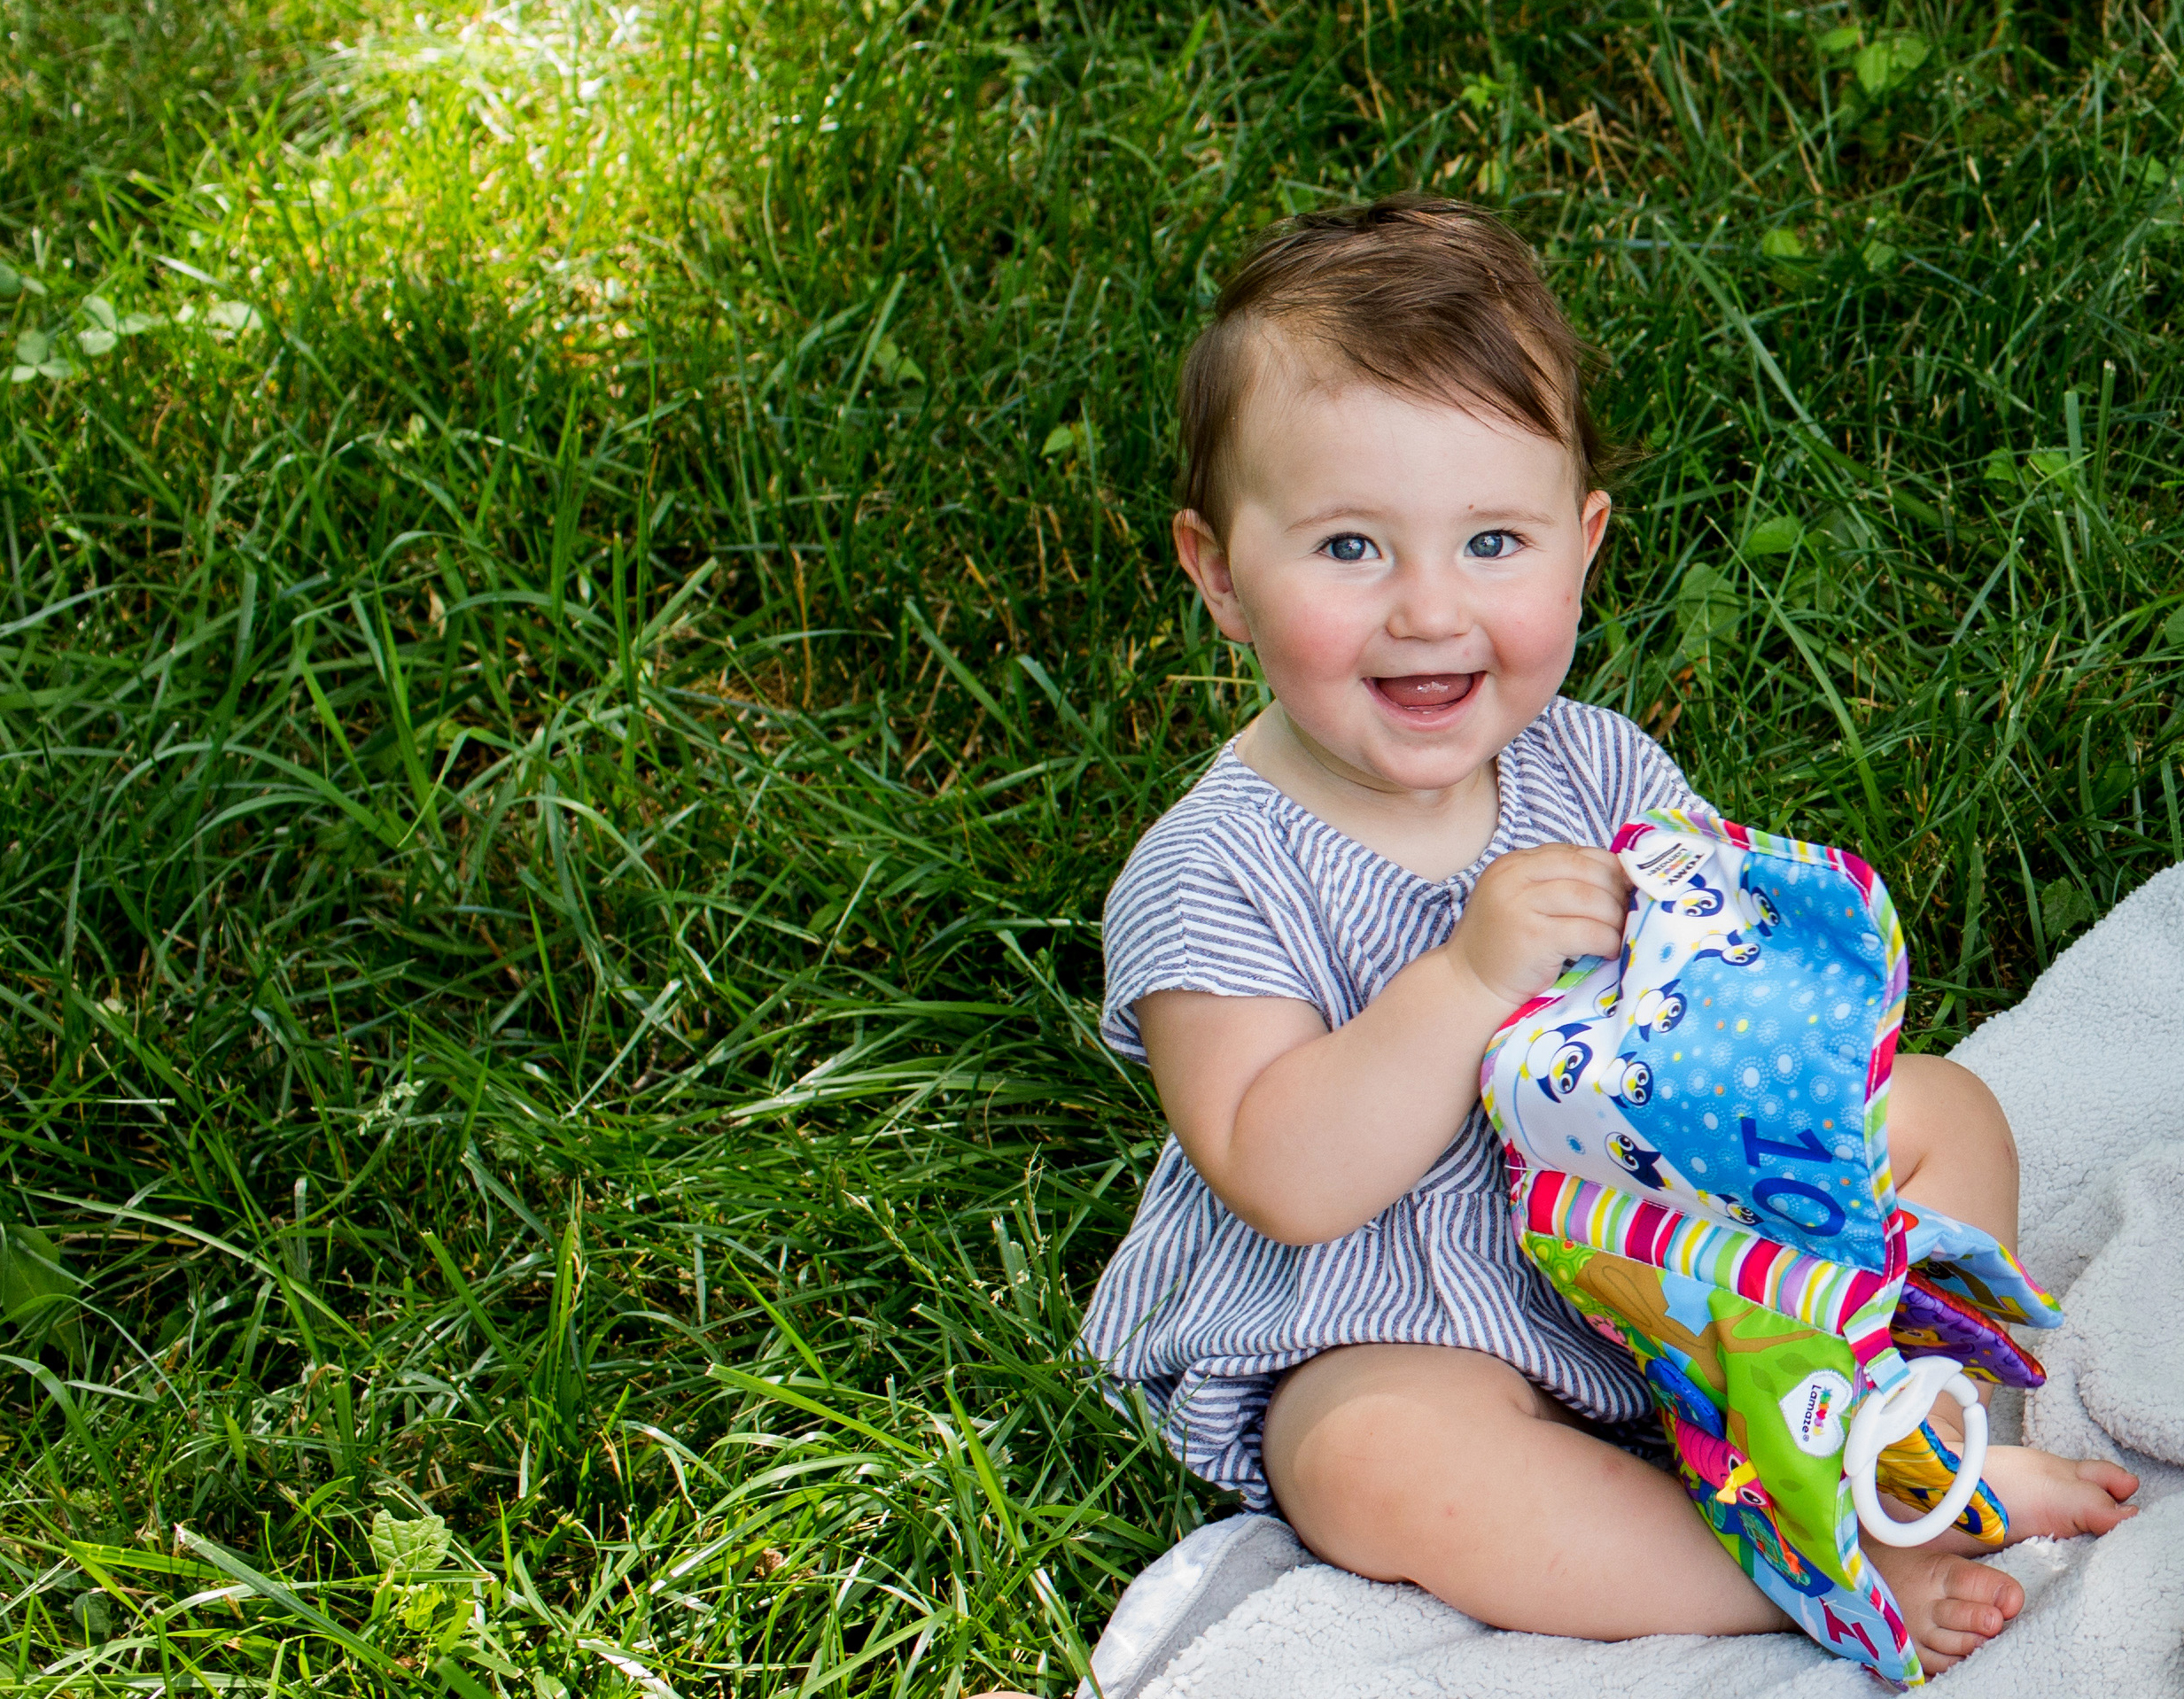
[1896,1054,2017,1174]
[1272,1383,1432,1503]
[1929,1057,2017,1159]
[1268,1349,1534,1471]
[1267,1391,1469,1570]
[1263,1352,1542,1540]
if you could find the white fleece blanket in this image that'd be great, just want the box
[1085,863,2184,1698]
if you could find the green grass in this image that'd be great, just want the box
[0,0,2179,1690]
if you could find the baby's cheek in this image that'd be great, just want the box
[1257,601,1372,684]
[1494,599,1582,676]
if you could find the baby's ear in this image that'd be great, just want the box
[1174,510,1254,643]
[1579,489,1613,586]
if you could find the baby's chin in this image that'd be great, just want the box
[1263,687,1520,802]
[1316,722,1504,799]
[1356,749,1499,798]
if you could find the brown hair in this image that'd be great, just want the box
[1176,194,1619,535]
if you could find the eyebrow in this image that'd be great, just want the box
[1284,504,1386,532]
[1282,503,1559,533]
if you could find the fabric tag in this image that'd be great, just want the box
[1621,832,1716,901]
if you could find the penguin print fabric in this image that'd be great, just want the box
[1481,811,2063,1688]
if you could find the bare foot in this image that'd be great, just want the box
[1972,1445,2140,1543]
[1892,1441,2142,1553]
[1910,1400,2141,1549]
[1862,1541,2025,1672]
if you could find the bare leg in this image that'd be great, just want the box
[1262,1339,2045,1672]
[1889,1052,2022,1266]
[1886,1054,2138,1546]
[1262,1341,1789,1639]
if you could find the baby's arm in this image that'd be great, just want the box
[1138,844,1630,1245]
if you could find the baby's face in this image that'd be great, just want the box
[1179,354,1610,801]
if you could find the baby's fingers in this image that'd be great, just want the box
[1504,843,1633,904]
[1563,844,1635,904]
[1530,874,1634,935]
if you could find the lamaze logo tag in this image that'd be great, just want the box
[1622,834,1712,902]
[1780,1369,1854,1457]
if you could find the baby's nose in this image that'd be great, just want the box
[1387,567,1473,639]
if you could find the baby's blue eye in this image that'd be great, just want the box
[1465,530,1518,559]
[1322,533,1378,562]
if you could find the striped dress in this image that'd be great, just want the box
[1079,695,1709,1510]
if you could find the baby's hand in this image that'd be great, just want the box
[1444,844,1630,1009]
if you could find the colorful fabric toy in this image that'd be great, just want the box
[1481,810,2062,1688]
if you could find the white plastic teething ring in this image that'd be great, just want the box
[1846,1355,1987,1548]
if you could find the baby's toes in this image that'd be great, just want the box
[1914,1560,2022,1669]
[2079,1457,2141,1504]
[2062,1463,2141,1534]
[1931,1590,2009,1641]
[1941,1555,2024,1623]
[1917,1625,1988,1669]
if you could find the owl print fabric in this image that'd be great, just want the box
[1491,816,1897,1270]
[1481,811,2063,1690]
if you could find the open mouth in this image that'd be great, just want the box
[1372,672,1480,714]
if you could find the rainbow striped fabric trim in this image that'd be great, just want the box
[1519,1168,1901,1356]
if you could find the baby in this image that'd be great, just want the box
[1076,195,2137,1674]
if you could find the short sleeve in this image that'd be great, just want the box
[1099,811,1321,1065]
[1621,725,1711,820]
[1531,699,1713,841]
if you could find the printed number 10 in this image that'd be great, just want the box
[1741,1118,1834,1166]
[1740,1117,1847,1238]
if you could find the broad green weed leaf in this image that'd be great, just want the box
[1760,228,1807,260]
[1745,516,1804,555]
[117,312,158,334]
[1855,35,1929,95]
[369,1509,452,1576]
[0,263,19,299]
[2162,606,2184,648]
[77,330,117,356]
[11,329,74,378]
[70,1592,113,1642]
[82,294,118,333]
[0,1223,82,1351]
[1862,239,1900,273]
[872,335,925,385]
[1818,26,1861,51]
[400,1583,447,1631]
[1042,421,1095,459]
[1983,448,2018,488]
[206,299,262,332]
[1674,562,1742,664]
[2028,449,2079,485]
[2040,878,2098,939]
